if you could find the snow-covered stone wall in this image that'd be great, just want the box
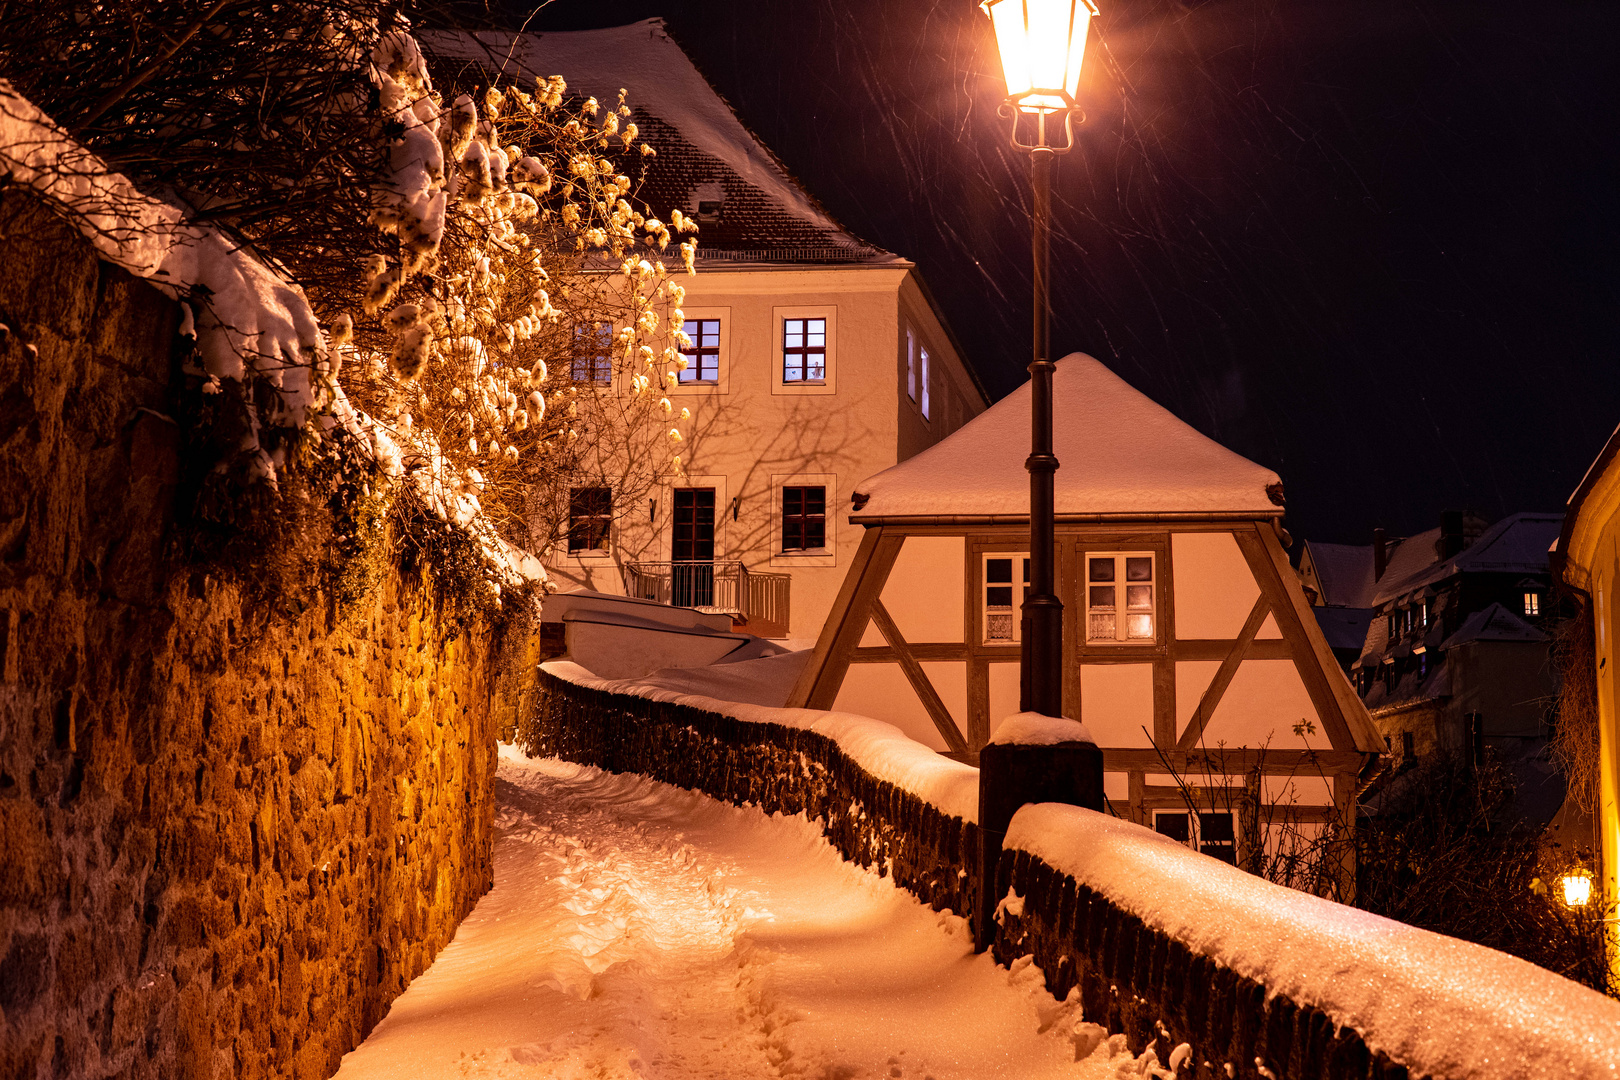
[532,662,1620,1080]
[524,669,980,917]
[0,194,506,1080]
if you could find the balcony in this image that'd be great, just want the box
[622,561,791,638]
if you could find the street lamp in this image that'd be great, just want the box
[982,0,1098,716]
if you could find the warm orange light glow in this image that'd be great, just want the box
[1561,869,1594,908]
[981,0,1097,113]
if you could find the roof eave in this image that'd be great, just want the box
[850,509,1286,527]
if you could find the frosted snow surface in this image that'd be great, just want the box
[543,660,980,823]
[419,22,888,255]
[335,749,1153,1079]
[1007,803,1620,1080]
[855,354,1282,519]
[989,712,1096,746]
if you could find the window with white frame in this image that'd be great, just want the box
[1086,553,1155,643]
[982,553,1030,644]
[1523,591,1541,617]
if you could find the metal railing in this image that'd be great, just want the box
[622,561,791,638]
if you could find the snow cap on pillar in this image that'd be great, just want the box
[852,353,1283,521]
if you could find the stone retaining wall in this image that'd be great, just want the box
[0,196,501,1080]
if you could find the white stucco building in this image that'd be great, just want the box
[425,22,987,642]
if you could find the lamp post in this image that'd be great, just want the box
[981,0,1098,717]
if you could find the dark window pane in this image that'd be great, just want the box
[782,485,826,551]
[1089,558,1115,582]
[1199,813,1235,842]
[1155,813,1190,841]
[987,586,1013,607]
[986,558,1012,584]
[1088,585,1115,609]
[1126,557,1153,581]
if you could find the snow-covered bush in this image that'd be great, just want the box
[0,3,698,612]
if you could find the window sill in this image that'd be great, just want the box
[771,548,835,568]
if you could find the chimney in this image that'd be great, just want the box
[1437,510,1465,560]
[1373,528,1388,580]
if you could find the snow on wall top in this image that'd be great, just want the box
[987,712,1094,746]
[541,660,980,823]
[419,23,892,264]
[1007,803,1620,1080]
[853,354,1283,520]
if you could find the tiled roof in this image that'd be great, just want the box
[1302,541,1378,608]
[1439,602,1549,649]
[1371,514,1561,606]
[420,22,900,267]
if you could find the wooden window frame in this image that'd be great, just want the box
[1084,551,1157,645]
[678,317,721,384]
[781,485,827,552]
[567,486,612,553]
[980,551,1030,646]
[571,322,612,385]
[782,317,827,384]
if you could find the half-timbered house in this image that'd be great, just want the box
[787,354,1385,850]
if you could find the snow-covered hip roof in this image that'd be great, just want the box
[853,354,1284,522]
[419,21,899,267]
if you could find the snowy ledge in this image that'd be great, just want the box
[539,660,979,823]
[1006,803,1620,1080]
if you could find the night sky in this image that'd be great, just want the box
[488,0,1620,544]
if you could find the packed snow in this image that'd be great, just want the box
[334,747,1164,1079]
[988,712,1095,746]
[852,355,1283,520]
[542,660,980,822]
[1005,803,1620,1080]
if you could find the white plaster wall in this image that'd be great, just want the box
[1175,660,1221,741]
[1103,772,1129,801]
[1078,663,1155,747]
[1171,532,1261,639]
[1201,659,1320,749]
[989,662,1021,730]
[920,660,969,740]
[882,536,965,643]
[1262,775,1335,805]
[833,662,946,750]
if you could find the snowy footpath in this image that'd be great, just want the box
[334,746,1148,1080]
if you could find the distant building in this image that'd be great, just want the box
[1312,513,1563,786]
[424,22,987,642]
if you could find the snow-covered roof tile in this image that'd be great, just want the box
[852,353,1283,520]
[1371,514,1560,605]
[419,22,897,266]
[1439,602,1550,649]
[1303,540,1378,608]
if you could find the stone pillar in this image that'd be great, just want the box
[974,717,1103,950]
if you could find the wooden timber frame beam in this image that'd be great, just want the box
[1175,593,1271,751]
[869,600,970,753]
[787,528,899,710]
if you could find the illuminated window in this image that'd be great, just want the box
[920,345,932,420]
[567,487,611,552]
[678,318,720,383]
[571,322,612,385]
[905,328,917,402]
[781,486,826,551]
[1523,591,1540,617]
[783,318,826,382]
[1086,553,1155,643]
[982,553,1030,644]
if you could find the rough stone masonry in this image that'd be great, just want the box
[0,195,503,1079]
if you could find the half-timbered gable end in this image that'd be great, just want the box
[789,354,1384,845]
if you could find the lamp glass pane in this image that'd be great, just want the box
[1064,6,1093,97]
[984,0,1034,99]
[1025,0,1075,96]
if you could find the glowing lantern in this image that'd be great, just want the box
[981,0,1099,113]
[1560,868,1594,908]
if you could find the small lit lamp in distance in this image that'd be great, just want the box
[979,0,1098,716]
[1561,867,1594,908]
